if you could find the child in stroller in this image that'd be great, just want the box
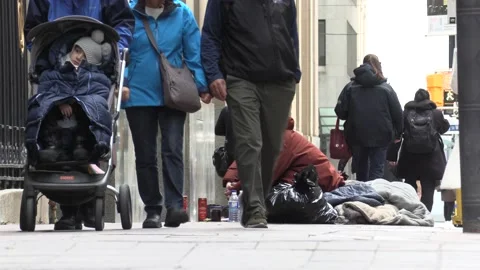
[26,29,114,166]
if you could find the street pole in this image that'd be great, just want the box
[457,0,480,233]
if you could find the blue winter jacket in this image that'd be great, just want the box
[24,0,134,52]
[25,38,112,162]
[122,0,208,108]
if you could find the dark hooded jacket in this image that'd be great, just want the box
[335,64,403,148]
[397,100,450,180]
[25,35,112,163]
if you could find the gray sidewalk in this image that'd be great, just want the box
[0,222,476,270]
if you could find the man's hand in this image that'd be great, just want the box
[200,92,212,104]
[209,79,227,101]
[59,104,72,118]
[394,139,401,143]
[225,182,233,197]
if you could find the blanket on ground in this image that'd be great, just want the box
[334,179,434,226]
[324,181,385,207]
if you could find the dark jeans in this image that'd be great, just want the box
[352,146,388,182]
[226,75,296,218]
[405,178,436,212]
[126,106,186,214]
[444,201,455,221]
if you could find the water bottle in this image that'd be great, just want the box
[228,190,239,222]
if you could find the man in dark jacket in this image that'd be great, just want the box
[201,0,301,228]
[24,0,134,231]
[335,54,403,182]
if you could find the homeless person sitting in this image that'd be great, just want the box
[25,29,113,166]
[223,117,345,196]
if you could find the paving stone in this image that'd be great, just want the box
[0,222,479,269]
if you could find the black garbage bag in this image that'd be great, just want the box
[212,146,231,177]
[266,164,338,224]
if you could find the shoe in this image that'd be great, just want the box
[73,136,89,160]
[38,146,60,163]
[143,213,162,228]
[54,215,82,230]
[164,208,189,228]
[78,202,95,228]
[242,208,268,229]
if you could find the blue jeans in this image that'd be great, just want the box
[352,146,388,182]
[126,106,186,214]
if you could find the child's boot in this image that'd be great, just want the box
[38,131,60,163]
[73,135,89,161]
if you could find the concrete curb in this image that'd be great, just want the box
[0,189,49,225]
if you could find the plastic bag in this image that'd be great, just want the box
[212,146,230,177]
[266,164,338,224]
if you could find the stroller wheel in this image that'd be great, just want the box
[118,184,133,230]
[20,191,36,232]
[94,198,104,231]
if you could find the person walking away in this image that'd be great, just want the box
[121,0,211,228]
[24,0,135,231]
[201,0,301,228]
[335,54,403,182]
[397,89,450,212]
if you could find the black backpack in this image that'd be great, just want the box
[404,109,438,154]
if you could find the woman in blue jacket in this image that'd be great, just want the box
[122,0,211,229]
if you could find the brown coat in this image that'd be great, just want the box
[223,117,345,192]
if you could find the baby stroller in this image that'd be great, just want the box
[20,16,131,232]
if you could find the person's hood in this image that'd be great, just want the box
[287,117,294,130]
[353,64,386,87]
[404,99,437,111]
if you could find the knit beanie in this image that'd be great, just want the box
[74,29,112,65]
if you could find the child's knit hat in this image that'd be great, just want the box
[74,29,112,65]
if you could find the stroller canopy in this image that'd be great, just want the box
[27,16,120,73]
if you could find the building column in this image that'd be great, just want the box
[291,0,319,144]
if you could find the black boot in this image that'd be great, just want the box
[73,135,89,161]
[164,208,189,228]
[143,208,163,229]
[79,201,95,228]
[54,205,82,230]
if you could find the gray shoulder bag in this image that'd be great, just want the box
[141,18,201,113]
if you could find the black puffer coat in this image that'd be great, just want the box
[335,64,403,148]
[397,100,450,180]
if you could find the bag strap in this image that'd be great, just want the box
[141,17,162,58]
[335,118,340,130]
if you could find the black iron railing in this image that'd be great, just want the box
[0,0,28,189]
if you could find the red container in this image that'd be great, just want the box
[198,198,207,221]
[183,196,188,211]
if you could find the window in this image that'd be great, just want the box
[318,20,326,66]
[347,22,357,77]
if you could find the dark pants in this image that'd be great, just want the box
[352,146,388,182]
[405,178,436,212]
[226,75,296,218]
[444,201,455,221]
[126,106,186,214]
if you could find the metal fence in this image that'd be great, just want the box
[0,0,28,189]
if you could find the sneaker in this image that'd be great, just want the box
[143,213,162,229]
[164,208,189,228]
